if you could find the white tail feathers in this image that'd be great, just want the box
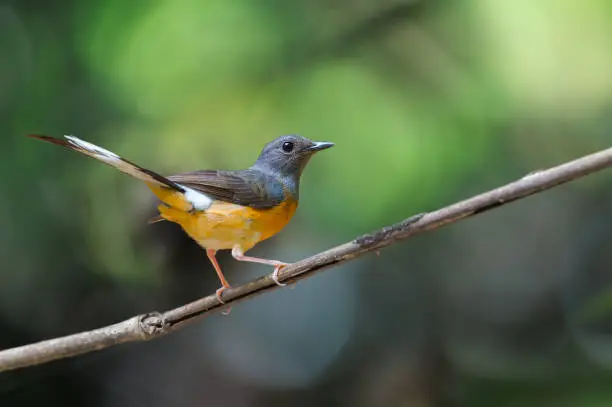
[61,135,183,190]
[64,135,121,162]
[29,134,181,190]
[29,134,214,211]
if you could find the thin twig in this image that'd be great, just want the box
[2,146,612,373]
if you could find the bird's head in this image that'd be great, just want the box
[253,135,334,178]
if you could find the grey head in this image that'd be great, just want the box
[252,135,334,180]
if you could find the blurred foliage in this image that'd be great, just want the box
[2,0,612,406]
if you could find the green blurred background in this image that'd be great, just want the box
[3,0,612,405]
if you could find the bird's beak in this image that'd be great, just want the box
[308,141,335,152]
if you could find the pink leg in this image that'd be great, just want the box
[206,249,231,304]
[231,247,289,286]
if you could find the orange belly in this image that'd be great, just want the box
[147,184,298,251]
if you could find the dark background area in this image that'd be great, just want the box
[2,0,612,406]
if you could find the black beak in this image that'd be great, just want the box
[308,141,334,152]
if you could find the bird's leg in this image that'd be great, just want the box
[231,247,289,287]
[206,249,231,303]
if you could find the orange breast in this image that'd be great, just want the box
[156,198,298,252]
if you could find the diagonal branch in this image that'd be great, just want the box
[2,146,612,373]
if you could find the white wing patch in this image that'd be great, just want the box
[180,185,213,211]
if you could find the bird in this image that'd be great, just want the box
[28,134,334,302]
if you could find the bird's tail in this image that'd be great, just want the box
[28,134,185,192]
[28,134,215,213]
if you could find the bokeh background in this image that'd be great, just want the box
[2,0,612,406]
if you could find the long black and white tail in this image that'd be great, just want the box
[29,134,214,211]
[28,134,188,191]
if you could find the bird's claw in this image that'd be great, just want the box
[215,286,232,315]
[216,286,227,304]
[272,263,289,287]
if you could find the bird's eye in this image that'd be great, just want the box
[282,141,294,153]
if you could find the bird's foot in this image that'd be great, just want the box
[215,286,232,315]
[271,262,290,287]
[216,286,228,304]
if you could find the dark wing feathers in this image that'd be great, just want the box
[168,169,286,208]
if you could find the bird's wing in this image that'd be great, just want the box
[168,169,286,209]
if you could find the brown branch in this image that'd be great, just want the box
[2,146,612,372]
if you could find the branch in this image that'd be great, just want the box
[2,146,612,372]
